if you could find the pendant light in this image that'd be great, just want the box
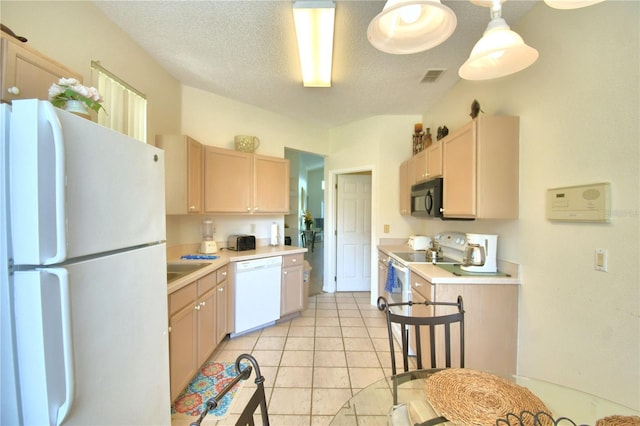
[544,0,605,9]
[458,0,538,80]
[367,0,457,54]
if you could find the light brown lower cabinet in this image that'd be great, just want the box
[281,254,305,316]
[168,266,230,401]
[410,271,518,375]
[215,267,229,344]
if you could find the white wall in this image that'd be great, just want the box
[327,115,424,239]
[418,1,639,409]
[325,115,425,296]
[1,1,182,142]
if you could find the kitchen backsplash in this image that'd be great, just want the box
[166,214,286,248]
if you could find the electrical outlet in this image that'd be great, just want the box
[384,224,390,233]
[595,248,608,272]
[250,223,256,233]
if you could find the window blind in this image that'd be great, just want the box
[91,61,147,143]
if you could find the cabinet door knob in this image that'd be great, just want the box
[221,271,227,277]
[195,305,201,310]
[188,205,196,211]
[7,87,20,95]
[246,207,251,212]
[200,301,206,307]
[254,207,259,212]
[292,258,297,262]
[218,287,223,292]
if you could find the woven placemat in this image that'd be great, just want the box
[424,369,551,426]
[596,415,640,426]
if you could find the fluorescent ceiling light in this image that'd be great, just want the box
[367,0,457,54]
[459,2,538,80]
[293,1,335,87]
[544,0,606,9]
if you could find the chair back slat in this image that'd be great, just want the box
[378,296,465,376]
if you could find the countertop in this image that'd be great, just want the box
[378,245,521,285]
[167,245,308,294]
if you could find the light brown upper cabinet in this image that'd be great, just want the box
[442,115,519,219]
[1,31,82,104]
[413,140,443,184]
[426,141,443,179]
[204,146,290,214]
[155,135,203,215]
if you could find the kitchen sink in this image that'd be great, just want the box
[166,263,210,283]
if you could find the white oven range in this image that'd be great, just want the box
[385,232,467,354]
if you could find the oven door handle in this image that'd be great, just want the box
[390,262,409,274]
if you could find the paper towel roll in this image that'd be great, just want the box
[270,222,279,246]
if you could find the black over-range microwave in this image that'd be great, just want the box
[411,178,443,218]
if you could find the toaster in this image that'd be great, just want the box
[227,235,256,251]
[408,235,432,251]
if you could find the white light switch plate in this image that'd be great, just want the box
[595,248,608,272]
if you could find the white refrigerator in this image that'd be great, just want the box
[1,99,171,425]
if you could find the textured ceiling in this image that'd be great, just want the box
[93,0,536,128]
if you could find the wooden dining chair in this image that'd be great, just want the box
[377,295,465,375]
[190,353,270,426]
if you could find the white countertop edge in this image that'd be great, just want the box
[410,263,521,285]
[167,245,308,294]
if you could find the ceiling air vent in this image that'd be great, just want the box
[421,69,446,83]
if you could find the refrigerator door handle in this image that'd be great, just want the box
[41,102,67,265]
[47,268,75,425]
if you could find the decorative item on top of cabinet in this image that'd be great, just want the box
[155,135,203,215]
[1,25,27,42]
[436,126,449,141]
[204,145,290,214]
[413,123,425,154]
[234,134,260,153]
[424,127,433,148]
[442,115,519,219]
[470,99,483,118]
[1,30,83,104]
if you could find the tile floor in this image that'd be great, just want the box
[185,291,401,426]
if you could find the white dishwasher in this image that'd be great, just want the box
[232,256,282,337]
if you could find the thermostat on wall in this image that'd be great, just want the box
[546,182,611,222]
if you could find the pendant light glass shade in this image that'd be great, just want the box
[367,0,457,54]
[458,16,538,80]
[544,0,605,9]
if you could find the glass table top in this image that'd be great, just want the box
[330,369,638,426]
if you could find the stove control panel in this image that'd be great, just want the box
[434,232,467,250]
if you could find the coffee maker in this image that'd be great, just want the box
[200,219,218,254]
[461,233,498,273]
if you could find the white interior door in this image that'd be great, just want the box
[336,174,372,291]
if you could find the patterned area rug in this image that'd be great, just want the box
[171,361,244,424]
